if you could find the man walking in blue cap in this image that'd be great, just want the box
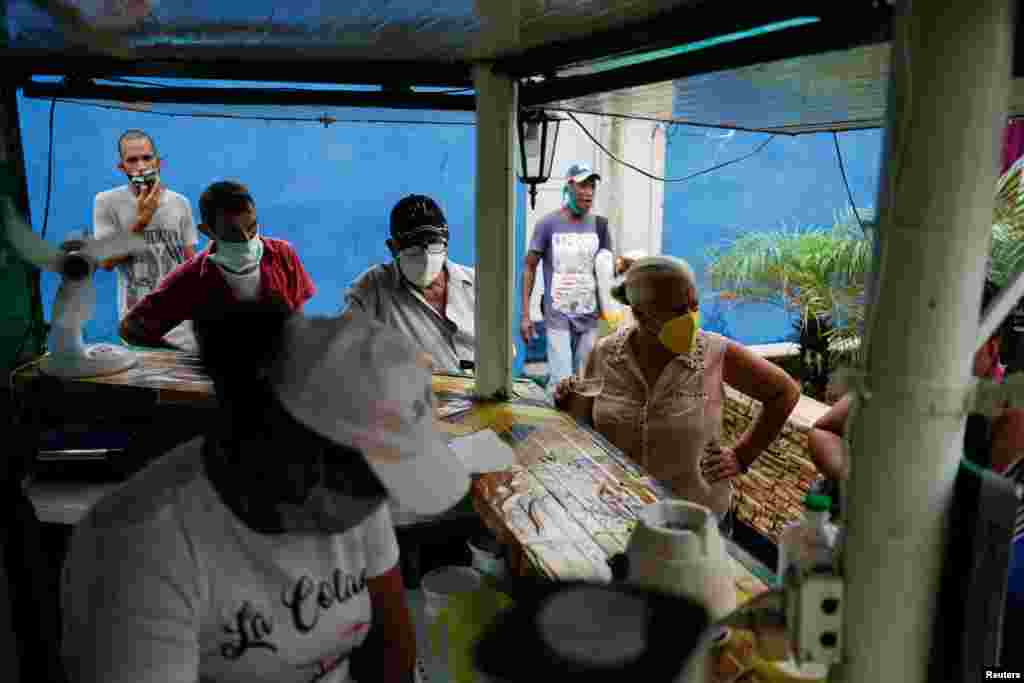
[520,162,612,400]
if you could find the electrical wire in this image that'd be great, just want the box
[565,111,775,183]
[48,98,476,126]
[664,122,710,144]
[98,76,172,89]
[427,87,475,95]
[545,106,788,136]
[832,131,866,234]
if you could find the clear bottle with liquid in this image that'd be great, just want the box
[777,493,838,582]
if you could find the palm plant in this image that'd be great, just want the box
[706,210,872,398]
[990,161,1024,372]
[990,160,1024,288]
[707,159,1024,400]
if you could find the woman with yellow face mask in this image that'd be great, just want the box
[553,255,801,535]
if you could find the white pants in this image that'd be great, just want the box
[545,325,598,402]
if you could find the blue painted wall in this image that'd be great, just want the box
[662,126,884,343]
[13,85,884,371]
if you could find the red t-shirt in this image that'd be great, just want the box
[124,237,315,345]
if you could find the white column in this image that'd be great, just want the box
[840,2,1013,682]
[605,116,627,251]
[648,123,666,256]
[472,64,517,399]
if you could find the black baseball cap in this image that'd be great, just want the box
[390,194,448,242]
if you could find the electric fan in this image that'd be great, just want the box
[3,198,147,378]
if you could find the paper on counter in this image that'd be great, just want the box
[436,398,475,418]
[449,428,518,473]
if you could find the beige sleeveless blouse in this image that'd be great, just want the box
[583,326,732,518]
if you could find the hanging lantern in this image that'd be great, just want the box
[517,109,562,210]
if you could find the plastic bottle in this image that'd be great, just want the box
[777,493,838,582]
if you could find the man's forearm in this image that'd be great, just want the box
[807,428,848,481]
[361,566,416,683]
[521,269,535,317]
[119,316,175,349]
[734,389,799,469]
[100,254,133,270]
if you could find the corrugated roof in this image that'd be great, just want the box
[547,43,894,134]
[3,0,700,64]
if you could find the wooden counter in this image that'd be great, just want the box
[12,351,546,527]
[14,351,772,582]
[15,350,779,681]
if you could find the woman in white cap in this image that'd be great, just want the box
[61,299,470,683]
[553,255,801,535]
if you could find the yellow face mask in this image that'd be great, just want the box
[657,311,700,354]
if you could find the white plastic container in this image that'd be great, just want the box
[777,493,837,582]
[420,566,483,683]
[623,500,736,683]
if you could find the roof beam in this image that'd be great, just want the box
[4,53,473,89]
[518,10,891,108]
[19,79,476,112]
[497,2,890,80]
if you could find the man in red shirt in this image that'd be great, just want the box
[120,180,315,348]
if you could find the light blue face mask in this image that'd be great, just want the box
[562,184,585,216]
[210,233,264,274]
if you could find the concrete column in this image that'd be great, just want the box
[472,64,517,399]
[839,2,1014,682]
[648,122,666,256]
[605,116,626,250]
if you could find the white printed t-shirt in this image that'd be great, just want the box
[93,184,199,350]
[528,210,611,333]
[61,438,400,683]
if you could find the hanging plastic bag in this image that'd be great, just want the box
[595,249,624,337]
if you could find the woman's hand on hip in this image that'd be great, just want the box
[701,446,744,484]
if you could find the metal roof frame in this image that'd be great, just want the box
[19,78,478,111]
[3,54,475,88]
[517,10,891,109]
[2,1,902,131]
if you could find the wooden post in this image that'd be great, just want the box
[472,64,517,400]
[839,1,1014,681]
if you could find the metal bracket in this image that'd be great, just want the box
[787,571,844,667]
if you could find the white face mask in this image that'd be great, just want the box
[398,246,447,288]
[210,231,263,274]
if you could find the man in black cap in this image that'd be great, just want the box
[343,194,476,374]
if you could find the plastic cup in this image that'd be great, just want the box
[422,565,483,611]
[420,566,484,682]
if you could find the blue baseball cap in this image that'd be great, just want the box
[566,162,600,184]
